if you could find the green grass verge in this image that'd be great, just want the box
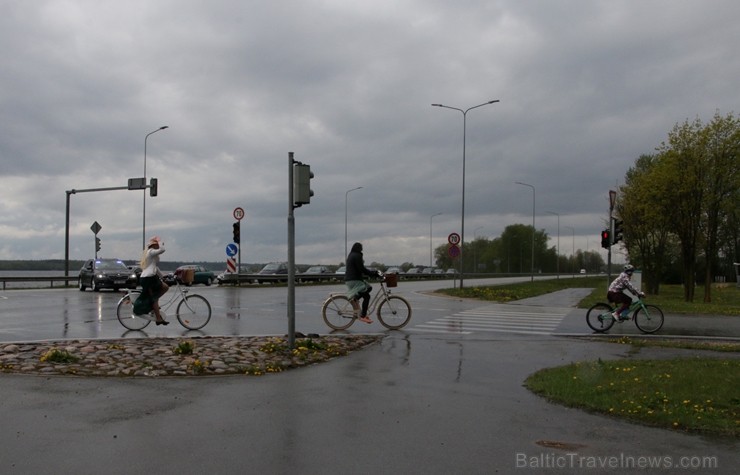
[436,276,740,316]
[604,336,740,353]
[525,358,740,437]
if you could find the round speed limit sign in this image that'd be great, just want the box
[448,232,461,246]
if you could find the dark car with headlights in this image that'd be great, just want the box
[78,258,138,292]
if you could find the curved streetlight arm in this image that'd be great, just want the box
[432,99,500,288]
[143,125,169,249]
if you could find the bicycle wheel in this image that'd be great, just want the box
[322,295,356,330]
[634,304,664,334]
[586,303,615,333]
[176,294,212,330]
[377,295,412,330]
[116,291,151,330]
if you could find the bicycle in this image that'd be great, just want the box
[322,273,412,330]
[586,296,664,334]
[116,277,212,331]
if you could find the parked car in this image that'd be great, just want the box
[165,265,216,286]
[299,265,331,282]
[256,262,289,283]
[335,266,346,275]
[385,267,402,274]
[446,268,459,275]
[405,267,422,275]
[422,267,435,275]
[78,258,138,292]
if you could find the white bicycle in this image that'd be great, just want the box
[321,273,412,330]
[116,278,211,330]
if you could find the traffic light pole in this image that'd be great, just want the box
[607,190,616,284]
[287,152,296,349]
[65,180,158,278]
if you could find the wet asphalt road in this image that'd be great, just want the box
[1,280,738,473]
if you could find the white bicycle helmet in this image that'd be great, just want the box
[623,264,635,274]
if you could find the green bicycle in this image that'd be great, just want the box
[586,297,664,334]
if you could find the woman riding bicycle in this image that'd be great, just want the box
[607,264,644,321]
[136,236,170,325]
[345,242,380,324]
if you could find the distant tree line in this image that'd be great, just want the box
[414,224,607,276]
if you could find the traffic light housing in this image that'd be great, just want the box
[292,162,314,207]
[232,222,240,244]
[600,229,611,249]
[612,218,624,244]
[95,237,101,252]
[149,178,158,197]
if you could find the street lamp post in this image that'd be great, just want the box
[547,211,560,279]
[515,181,535,282]
[143,126,168,249]
[565,226,575,277]
[344,186,363,262]
[432,99,499,288]
[430,213,442,267]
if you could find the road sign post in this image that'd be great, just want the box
[233,207,244,285]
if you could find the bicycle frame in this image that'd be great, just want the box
[328,279,393,316]
[121,279,189,316]
[586,296,664,334]
[614,298,647,318]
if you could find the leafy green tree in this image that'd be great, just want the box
[617,154,673,294]
[623,112,740,302]
[655,118,706,301]
[697,112,740,301]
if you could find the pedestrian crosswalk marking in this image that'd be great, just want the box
[410,306,568,335]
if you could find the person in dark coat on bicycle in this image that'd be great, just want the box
[607,264,644,320]
[345,242,379,324]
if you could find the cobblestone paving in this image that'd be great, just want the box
[0,335,381,377]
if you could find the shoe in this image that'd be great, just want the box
[156,320,170,326]
[358,316,373,324]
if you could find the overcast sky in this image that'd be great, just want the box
[1,0,738,269]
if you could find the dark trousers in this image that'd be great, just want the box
[607,291,632,314]
[358,285,372,317]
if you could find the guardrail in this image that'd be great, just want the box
[1,276,78,291]
[217,272,456,285]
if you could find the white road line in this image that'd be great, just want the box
[409,306,569,335]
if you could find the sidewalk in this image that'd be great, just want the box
[511,288,740,339]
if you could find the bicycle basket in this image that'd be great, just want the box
[177,268,195,284]
[385,273,398,287]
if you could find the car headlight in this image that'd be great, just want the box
[96,274,105,279]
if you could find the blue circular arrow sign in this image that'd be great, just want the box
[226,243,238,257]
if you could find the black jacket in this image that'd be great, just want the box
[345,243,375,281]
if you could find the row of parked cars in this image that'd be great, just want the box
[78,258,458,292]
[78,259,217,292]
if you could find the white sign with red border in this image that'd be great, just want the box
[233,207,245,221]
[448,232,461,246]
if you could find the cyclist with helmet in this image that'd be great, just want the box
[607,264,645,320]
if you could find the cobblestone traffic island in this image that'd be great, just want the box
[0,335,381,377]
